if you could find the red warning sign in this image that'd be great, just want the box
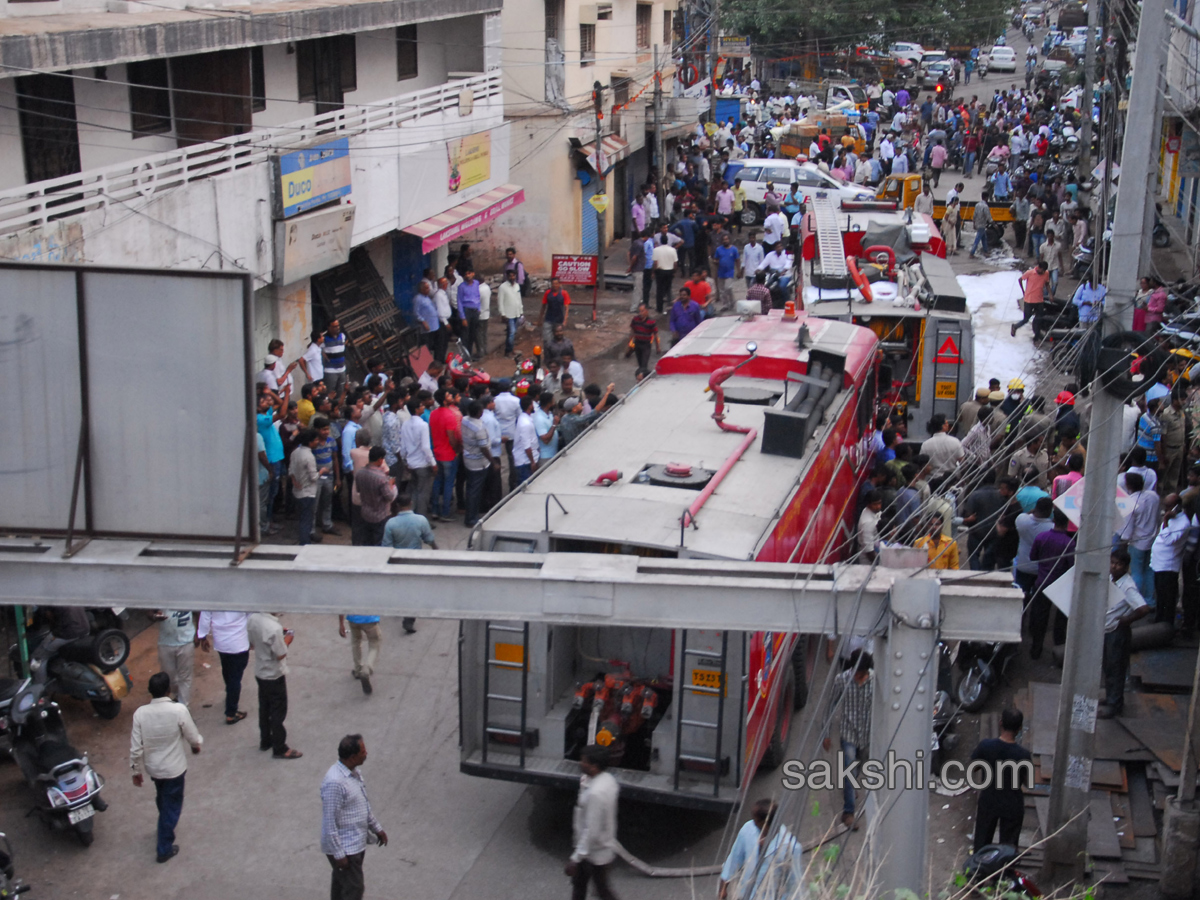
[934,335,962,364]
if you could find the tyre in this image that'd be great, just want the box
[91,699,122,720]
[1153,228,1171,248]
[740,204,763,227]
[791,640,809,710]
[956,667,989,712]
[76,823,95,847]
[758,666,796,770]
[92,629,130,669]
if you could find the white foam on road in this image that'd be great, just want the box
[957,270,1042,391]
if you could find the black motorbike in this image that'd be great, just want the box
[955,640,1018,712]
[15,610,131,719]
[0,832,32,895]
[964,844,1043,897]
[0,679,109,846]
[931,641,958,777]
[763,268,792,309]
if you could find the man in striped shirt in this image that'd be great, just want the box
[321,734,387,900]
[823,650,873,829]
[323,321,348,401]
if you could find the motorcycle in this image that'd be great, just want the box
[0,679,109,846]
[964,844,1043,898]
[1071,237,1094,281]
[16,622,131,720]
[1153,213,1171,249]
[930,641,958,777]
[955,640,1018,712]
[445,344,492,389]
[0,833,32,896]
[763,268,792,309]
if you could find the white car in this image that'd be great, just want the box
[725,159,875,225]
[889,42,926,66]
[988,45,1018,72]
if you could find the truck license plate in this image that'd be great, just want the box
[67,804,94,824]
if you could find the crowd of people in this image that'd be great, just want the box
[854,364,1200,717]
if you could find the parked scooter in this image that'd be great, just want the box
[930,641,959,777]
[0,679,109,846]
[0,832,32,895]
[16,623,131,720]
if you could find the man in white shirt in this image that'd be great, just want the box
[492,380,521,488]
[742,235,765,290]
[920,413,965,479]
[247,611,300,759]
[418,360,443,395]
[758,246,792,275]
[762,209,788,249]
[561,350,584,386]
[512,395,539,484]
[1100,549,1151,717]
[400,394,436,517]
[651,232,680,314]
[1116,472,1160,602]
[879,135,896,173]
[130,672,203,863]
[299,331,325,386]
[476,279,492,357]
[196,611,250,725]
[497,271,523,356]
[257,340,298,397]
[566,747,620,900]
[1152,494,1190,627]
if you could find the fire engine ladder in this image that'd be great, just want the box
[809,193,849,279]
[481,621,530,767]
[673,630,729,797]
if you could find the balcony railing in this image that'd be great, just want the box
[0,71,502,237]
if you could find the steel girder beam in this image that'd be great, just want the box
[0,539,1021,641]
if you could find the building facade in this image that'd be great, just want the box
[486,0,690,273]
[0,0,517,372]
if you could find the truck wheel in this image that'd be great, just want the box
[759,666,796,770]
[791,641,809,710]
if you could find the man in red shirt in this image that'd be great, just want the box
[429,387,462,521]
[536,277,571,349]
[684,269,713,318]
[1012,261,1050,338]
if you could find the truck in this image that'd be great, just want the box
[874,173,1017,225]
[798,193,974,430]
[461,310,881,809]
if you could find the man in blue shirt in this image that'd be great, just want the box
[712,233,740,312]
[990,163,1012,201]
[310,415,340,539]
[380,493,437,635]
[669,288,704,342]
[256,387,288,535]
[456,270,483,358]
[533,392,561,461]
[670,211,699,272]
[718,799,803,900]
[413,279,441,355]
[322,321,348,400]
[1072,281,1105,324]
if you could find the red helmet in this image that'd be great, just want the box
[513,376,532,396]
[518,358,536,375]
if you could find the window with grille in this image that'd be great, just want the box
[128,59,171,136]
[664,11,674,46]
[636,4,652,49]
[297,35,358,112]
[580,24,596,66]
[251,47,266,113]
[396,25,418,80]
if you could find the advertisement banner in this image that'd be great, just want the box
[551,254,598,285]
[448,131,492,194]
[274,205,356,285]
[718,36,752,57]
[275,138,352,219]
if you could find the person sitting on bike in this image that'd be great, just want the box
[30,606,90,684]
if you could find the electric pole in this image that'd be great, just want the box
[654,44,664,194]
[593,80,606,298]
[709,0,719,123]
[1043,0,1169,879]
[1078,0,1099,172]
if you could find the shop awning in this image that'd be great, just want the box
[577,135,630,174]
[655,121,695,141]
[402,184,526,254]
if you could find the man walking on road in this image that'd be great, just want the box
[156,610,195,707]
[321,734,388,900]
[823,650,873,830]
[567,746,621,900]
[969,707,1032,851]
[381,493,437,634]
[130,672,203,863]
[196,611,250,725]
[968,201,993,258]
[247,611,301,759]
[339,613,383,695]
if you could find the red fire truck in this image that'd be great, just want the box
[461,310,880,809]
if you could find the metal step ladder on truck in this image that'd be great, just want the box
[797,192,975,432]
[461,311,882,809]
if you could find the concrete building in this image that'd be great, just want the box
[0,0,518,374]
[486,0,696,274]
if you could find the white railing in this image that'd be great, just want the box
[0,71,502,236]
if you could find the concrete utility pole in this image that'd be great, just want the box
[1043,0,1169,879]
[709,0,719,123]
[654,44,664,192]
[593,80,606,293]
[1078,0,1099,172]
[868,576,939,898]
